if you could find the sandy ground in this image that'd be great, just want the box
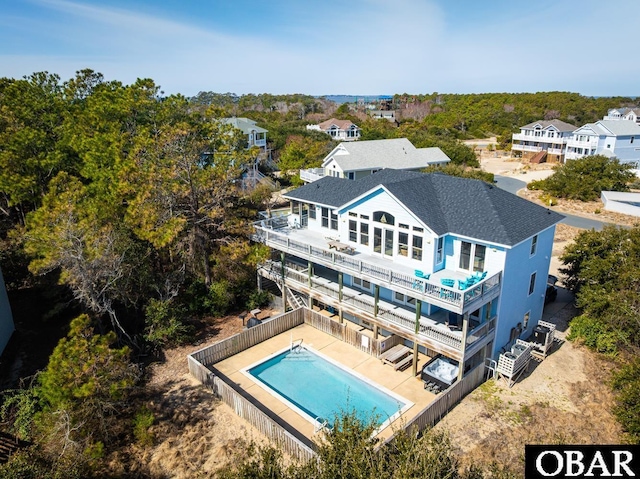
[134,153,629,477]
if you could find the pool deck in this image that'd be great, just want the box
[212,323,436,443]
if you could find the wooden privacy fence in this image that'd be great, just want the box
[188,306,487,461]
[190,308,305,366]
[382,363,487,447]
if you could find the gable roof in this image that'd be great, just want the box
[222,117,268,134]
[318,118,359,131]
[322,138,450,171]
[285,169,563,247]
[521,119,577,132]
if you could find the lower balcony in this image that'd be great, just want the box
[258,260,496,362]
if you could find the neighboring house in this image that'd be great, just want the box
[369,109,397,122]
[565,120,640,164]
[603,107,640,124]
[306,118,361,141]
[299,138,451,183]
[253,169,563,380]
[0,265,15,357]
[222,117,268,149]
[511,120,577,163]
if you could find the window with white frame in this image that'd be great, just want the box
[309,205,316,220]
[321,207,329,228]
[360,222,369,245]
[398,232,409,257]
[473,245,486,272]
[460,241,486,272]
[330,211,338,230]
[436,237,444,263]
[349,220,357,242]
[352,276,371,291]
[412,236,423,261]
[459,241,471,269]
[394,291,417,308]
[528,272,536,296]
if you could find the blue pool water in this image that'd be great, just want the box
[246,347,409,428]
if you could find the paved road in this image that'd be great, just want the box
[494,175,612,231]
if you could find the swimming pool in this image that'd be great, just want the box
[243,346,413,430]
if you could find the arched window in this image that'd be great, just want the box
[373,211,395,225]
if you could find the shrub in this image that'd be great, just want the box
[133,406,155,446]
[246,290,272,311]
[144,298,194,348]
[529,155,635,201]
[567,314,622,356]
[611,358,640,443]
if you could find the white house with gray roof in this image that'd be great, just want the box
[300,138,451,183]
[222,117,268,149]
[565,120,640,164]
[0,265,15,357]
[511,119,577,163]
[252,169,563,381]
[604,107,639,124]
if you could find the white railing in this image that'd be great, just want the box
[299,168,325,183]
[262,262,501,352]
[252,221,501,315]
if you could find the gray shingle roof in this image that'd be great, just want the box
[521,119,578,131]
[597,120,640,136]
[285,170,564,247]
[222,117,268,134]
[322,138,450,171]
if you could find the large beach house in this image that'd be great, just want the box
[253,170,564,381]
[511,120,577,163]
[0,265,15,357]
[300,138,451,183]
[512,112,640,166]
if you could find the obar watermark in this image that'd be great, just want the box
[526,446,639,478]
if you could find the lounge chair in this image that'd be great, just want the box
[414,270,430,279]
[440,278,455,287]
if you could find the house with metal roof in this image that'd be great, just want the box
[222,117,268,149]
[299,138,451,183]
[306,118,361,141]
[565,120,640,164]
[511,119,578,163]
[0,265,15,357]
[252,169,563,381]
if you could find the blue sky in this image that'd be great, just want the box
[1,0,639,97]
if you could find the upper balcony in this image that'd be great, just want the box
[252,218,501,316]
[299,168,325,183]
[512,133,568,144]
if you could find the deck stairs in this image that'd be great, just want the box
[530,150,547,164]
[286,287,307,310]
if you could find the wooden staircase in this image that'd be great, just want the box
[530,150,548,164]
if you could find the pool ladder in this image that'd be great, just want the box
[290,337,303,352]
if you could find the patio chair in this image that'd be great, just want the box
[414,270,430,279]
[457,279,469,290]
[440,278,455,287]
